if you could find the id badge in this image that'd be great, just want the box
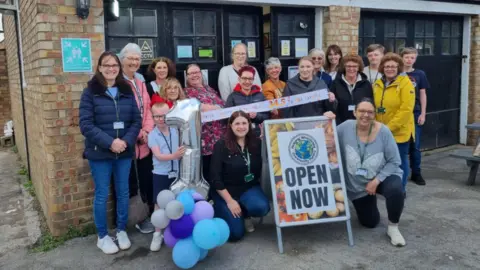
[377,107,386,114]
[355,168,368,177]
[244,173,254,182]
[168,171,177,179]
[113,121,125,130]
[348,105,355,111]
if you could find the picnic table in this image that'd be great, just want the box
[449,123,480,185]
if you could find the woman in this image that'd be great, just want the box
[119,43,155,234]
[281,56,335,119]
[79,51,141,254]
[373,53,415,195]
[218,43,262,101]
[262,57,286,119]
[363,44,385,85]
[329,54,373,125]
[225,65,269,137]
[184,64,226,183]
[151,77,186,109]
[308,48,332,88]
[337,98,406,247]
[145,57,176,98]
[210,111,270,241]
[325,45,343,80]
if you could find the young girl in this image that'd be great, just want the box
[151,77,186,109]
[147,102,186,251]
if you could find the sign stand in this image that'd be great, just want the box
[264,117,355,253]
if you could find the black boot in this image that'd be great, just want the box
[411,173,426,186]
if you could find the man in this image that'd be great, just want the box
[401,47,430,186]
[363,44,385,85]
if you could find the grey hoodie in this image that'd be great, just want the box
[281,74,329,118]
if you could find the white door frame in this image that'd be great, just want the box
[460,15,471,145]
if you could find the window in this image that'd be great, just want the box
[358,18,376,56]
[414,20,435,55]
[276,13,310,59]
[173,9,217,63]
[385,19,407,53]
[228,13,259,60]
[107,8,158,64]
[0,13,4,43]
[441,21,461,55]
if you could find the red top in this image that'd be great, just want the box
[151,93,174,109]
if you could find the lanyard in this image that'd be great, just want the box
[368,68,379,85]
[159,128,174,171]
[237,145,251,174]
[131,79,144,118]
[355,122,374,165]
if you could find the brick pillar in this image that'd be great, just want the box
[468,16,480,146]
[323,6,361,55]
[0,44,12,136]
[4,0,105,236]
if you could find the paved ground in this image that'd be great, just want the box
[1,147,480,270]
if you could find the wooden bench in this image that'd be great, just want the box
[450,148,480,185]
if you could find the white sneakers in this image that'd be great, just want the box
[97,231,131,255]
[150,232,163,252]
[116,231,132,250]
[387,225,406,247]
[244,218,255,233]
[97,236,119,255]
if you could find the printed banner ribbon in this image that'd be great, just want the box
[201,88,329,123]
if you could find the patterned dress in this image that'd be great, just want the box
[184,85,226,156]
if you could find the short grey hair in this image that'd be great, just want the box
[308,48,325,58]
[265,57,282,70]
[118,43,142,60]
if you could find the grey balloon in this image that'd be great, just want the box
[165,200,185,220]
[157,190,176,209]
[165,98,210,199]
[151,209,170,229]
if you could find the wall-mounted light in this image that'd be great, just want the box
[76,0,90,20]
[106,0,120,21]
[299,22,308,29]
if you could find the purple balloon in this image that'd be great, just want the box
[170,214,195,239]
[192,192,205,201]
[191,201,214,224]
[164,226,178,248]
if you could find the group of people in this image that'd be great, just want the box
[79,41,429,254]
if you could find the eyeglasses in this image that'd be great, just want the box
[357,109,375,115]
[101,64,120,69]
[311,57,323,61]
[126,57,141,62]
[187,71,201,76]
[152,115,166,119]
[345,65,359,69]
[384,65,398,70]
[240,77,254,82]
[234,52,246,56]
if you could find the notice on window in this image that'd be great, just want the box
[247,41,256,58]
[288,66,299,79]
[177,45,193,59]
[295,38,308,58]
[198,48,213,58]
[138,38,154,63]
[281,40,291,56]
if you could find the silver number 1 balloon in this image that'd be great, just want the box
[165,98,210,199]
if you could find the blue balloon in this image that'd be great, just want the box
[177,193,195,215]
[172,237,200,269]
[199,248,208,261]
[213,218,230,246]
[192,219,221,250]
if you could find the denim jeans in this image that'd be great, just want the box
[397,142,410,192]
[212,185,270,241]
[351,175,404,228]
[409,113,422,175]
[89,158,132,238]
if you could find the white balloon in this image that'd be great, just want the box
[157,190,176,209]
[165,200,185,220]
[151,209,170,229]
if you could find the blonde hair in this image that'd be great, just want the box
[400,47,418,57]
[151,102,169,111]
[161,77,186,101]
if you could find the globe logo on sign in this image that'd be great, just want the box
[288,134,318,165]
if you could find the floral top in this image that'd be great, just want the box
[184,85,226,156]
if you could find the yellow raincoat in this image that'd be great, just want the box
[373,74,415,143]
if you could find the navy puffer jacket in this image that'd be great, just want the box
[79,76,142,160]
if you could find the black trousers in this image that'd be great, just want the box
[202,154,215,200]
[129,153,154,214]
[351,175,404,228]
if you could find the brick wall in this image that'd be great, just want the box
[0,44,11,136]
[468,15,480,145]
[323,6,361,55]
[4,0,106,236]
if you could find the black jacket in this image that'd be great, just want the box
[281,74,329,118]
[330,72,373,124]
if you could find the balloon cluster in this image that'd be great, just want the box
[152,189,230,269]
